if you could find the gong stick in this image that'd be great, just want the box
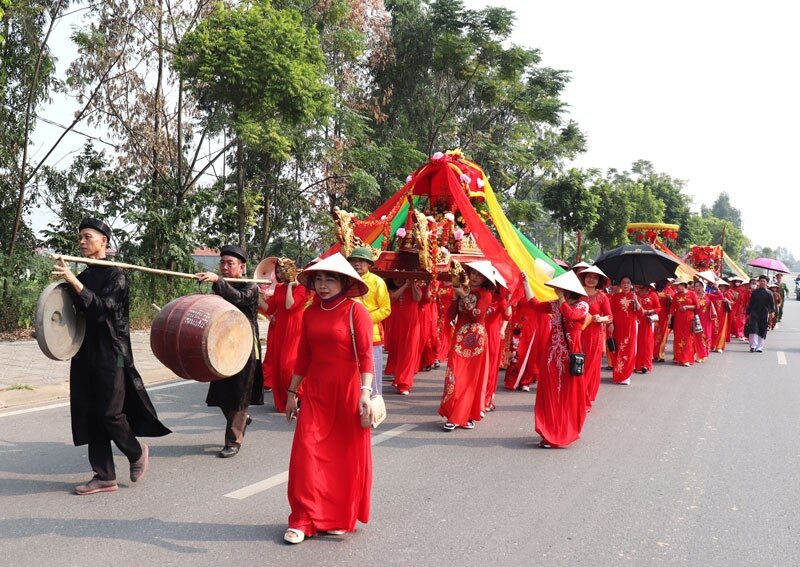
[51,254,273,284]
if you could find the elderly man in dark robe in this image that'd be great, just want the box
[746,274,776,353]
[196,245,264,457]
[52,218,171,495]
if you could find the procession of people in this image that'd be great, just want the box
[49,215,786,545]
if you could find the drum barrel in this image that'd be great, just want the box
[150,294,253,382]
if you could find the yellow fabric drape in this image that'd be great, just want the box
[457,157,557,301]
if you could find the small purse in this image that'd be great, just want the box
[606,337,617,353]
[561,314,585,377]
[692,314,703,334]
[569,352,586,376]
[350,305,386,428]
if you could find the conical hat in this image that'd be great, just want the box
[570,260,591,272]
[578,265,609,288]
[545,270,587,297]
[492,268,508,290]
[672,277,691,286]
[717,278,731,287]
[695,269,717,283]
[297,253,368,297]
[464,260,496,288]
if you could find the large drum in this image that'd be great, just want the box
[150,294,254,382]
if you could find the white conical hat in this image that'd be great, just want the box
[577,264,609,288]
[464,260,497,288]
[570,260,591,272]
[695,269,717,283]
[492,268,508,290]
[545,270,587,297]
[297,252,368,297]
[717,278,731,287]
[672,276,691,286]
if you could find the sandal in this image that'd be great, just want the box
[442,422,456,432]
[326,530,346,535]
[462,420,475,430]
[284,528,305,544]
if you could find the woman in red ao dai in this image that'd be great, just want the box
[438,263,494,431]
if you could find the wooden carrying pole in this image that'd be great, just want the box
[52,254,273,285]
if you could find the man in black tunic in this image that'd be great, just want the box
[52,218,171,495]
[196,245,263,458]
[746,274,776,353]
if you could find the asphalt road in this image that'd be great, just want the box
[1,303,798,566]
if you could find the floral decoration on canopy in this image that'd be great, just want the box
[687,245,723,275]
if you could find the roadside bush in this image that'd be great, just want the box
[0,251,53,332]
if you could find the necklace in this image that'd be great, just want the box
[319,297,348,311]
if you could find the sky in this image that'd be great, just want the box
[465,0,800,259]
[27,1,800,260]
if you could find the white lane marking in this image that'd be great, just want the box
[777,351,787,365]
[224,423,418,500]
[371,423,417,445]
[0,379,190,418]
[0,401,69,418]
[225,471,289,500]
[148,380,192,391]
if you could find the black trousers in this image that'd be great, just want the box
[88,367,142,481]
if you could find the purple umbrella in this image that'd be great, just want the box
[746,257,791,274]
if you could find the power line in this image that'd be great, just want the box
[35,114,119,149]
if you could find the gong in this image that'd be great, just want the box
[35,282,86,361]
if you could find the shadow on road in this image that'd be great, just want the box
[0,517,274,553]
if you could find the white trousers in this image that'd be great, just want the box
[748,333,765,351]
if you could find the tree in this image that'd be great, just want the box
[539,168,599,258]
[694,216,748,259]
[588,176,630,252]
[175,0,330,246]
[66,0,223,270]
[700,191,742,229]
[0,0,9,44]
[372,0,583,202]
[37,142,133,254]
[1,0,65,255]
[630,160,693,247]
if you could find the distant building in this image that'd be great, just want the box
[192,246,219,270]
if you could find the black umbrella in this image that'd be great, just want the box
[594,244,680,285]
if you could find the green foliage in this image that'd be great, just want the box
[539,168,599,257]
[588,177,630,252]
[693,216,749,259]
[701,191,742,229]
[0,250,52,331]
[0,0,8,44]
[0,0,64,252]
[38,143,133,254]
[372,0,583,202]
[630,160,692,247]
[175,0,330,155]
